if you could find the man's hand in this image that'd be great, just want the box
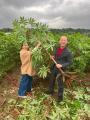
[56,64,62,68]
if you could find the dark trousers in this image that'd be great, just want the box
[49,69,64,98]
[18,74,32,96]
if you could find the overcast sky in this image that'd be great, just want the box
[0,0,90,29]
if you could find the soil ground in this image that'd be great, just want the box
[0,69,90,120]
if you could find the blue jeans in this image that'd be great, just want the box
[18,74,32,96]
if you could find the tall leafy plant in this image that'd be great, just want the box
[13,17,56,78]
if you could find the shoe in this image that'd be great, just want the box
[18,96,27,98]
[57,96,63,102]
[45,90,54,95]
[26,92,32,97]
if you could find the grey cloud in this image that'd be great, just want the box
[1,0,56,8]
[0,0,90,29]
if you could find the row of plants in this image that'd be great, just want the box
[0,32,19,77]
[0,17,90,78]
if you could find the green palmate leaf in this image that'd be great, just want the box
[38,65,49,78]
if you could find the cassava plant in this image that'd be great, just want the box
[13,17,56,78]
[0,32,19,77]
[68,33,90,73]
